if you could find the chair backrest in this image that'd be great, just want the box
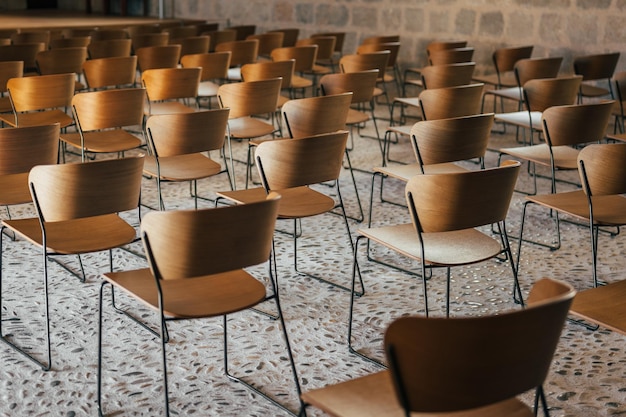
[205,29,237,52]
[340,51,390,83]
[229,25,256,41]
[313,32,345,54]
[357,41,401,68]
[492,45,534,75]
[384,277,575,414]
[217,77,282,119]
[319,69,378,104]
[50,36,92,49]
[29,155,144,222]
[171,35,210,57]
[72,88,145,132]
[136,44,182,71]
[83,55,138,90]
[162,25,197,40]
[514,56,563,87]
[297,36,336,61]
[405,160,521,233]
[131,32,169,52]
[180,51,231,81]
[255,131,349,190]
[420,62,476,89]
[0,61,23,92]
[409,113,494,168]
[0,43,45,71]
[541,101,613,148]
[0,123,59,176]
[361,34,400,44]
[141,193,280,280]
[270,28,300,47]
[11,30,50,48]
[425,40,467,55]
[573,52,620,82]
[87,38,132,59]
[8,73,75,112]
[281,92,352,138]
[247,32,284,56]
[36,46,88,76]
[142,67,201,102]
[418,83,484,120]
[215,39,259,67]
[522,75,582,112]
[578,143,626,197]
[427,46,474,66]
[193,22,219,35]
[271,45,318,73]
[145,108,229,157]
[90,28,129,41]
[241,59,294,90]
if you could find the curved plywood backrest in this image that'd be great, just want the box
[281,92,352,138]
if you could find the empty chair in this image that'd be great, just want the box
[170,35,210,57]
[89,28,129,41]
[0,73,75,128]
[247,31,284,58]
[296,36,336,80]
[313,31,345,63]
[142,67,201,116]
[270,28,300,47]
[301,278,575,417]
[518,143,626,289]
[35,46,88,90]
[88,38,132,59]
[82,55,138,90]
[143,109,231,209]
[97,194,303,416]
[0,61,23,113]
[361,34,400,44]
[241,59,295,110]
[215,39,259,81]
[473,44,534,89]
[402,39,468,93]
[229,24,256,40]
[270,45,317,96]
[11,30,50,49]
[0,155,144,370]
[204,29,236,51]
[340,51,391,106]
[49,35,92,49]
[61,88,145,161]
[130,31,169,52]
[0,43,45,73]
[136,44,181,72]
[356,41,402,92]
[180,51,231,108]
[574,52,620,102]
[570,279,626,335]
[161,24,197,40]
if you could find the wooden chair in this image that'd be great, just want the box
[270,45,317,96]
[0,155,144,370]
[361,34,400,44]
[61,88,145,161]
[570,279,626,335]
[130,32,169,52]
[0,43,46,74]
[241,59,294,110]
[136,44,181,73]
[216,78,282,189]
[89,28,129,41]
[215,39,259,81]
[180,51,231,108]
[87,38,132,59]
[296,36,336,79]
[356,41,402,93]
[170,35,210,57]
[11,30,50,49]
[473,45,534,89]
[82,55,138,90]
[519,143,626,289]
[97,193,303,416]
[270,28,300,47]
[0,73,75,128]
[49,35,92,49]
[247,31,284,58]
[204,29,236,52]
[143,109,232,209]
[0,61,23,113]
[192,22,219,35]
[161,24,197,40]
[402,40,468,94]
[229,24,256,40]
[216,131,358,293]
[35,46,88,91]
[573,52,620,102]
[494,75,582,145]
[351,160,522,365]
[142,67,201,116]
[0,124,59,218]
[312,32,345,70]
[302,278,575,417]
[340,51,392,108]
[499,101,613,195]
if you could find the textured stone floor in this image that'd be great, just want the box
[0,98,625,417]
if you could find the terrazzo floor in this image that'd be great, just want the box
[0,95,625,417]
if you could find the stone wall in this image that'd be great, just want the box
[145,0,626,76]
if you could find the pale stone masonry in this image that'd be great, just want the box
[27,0,626,74]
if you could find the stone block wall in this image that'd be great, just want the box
[143,0,626,76]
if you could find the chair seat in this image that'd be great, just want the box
[103,267,267,319]
[360,223,502,266]
[0,109,74,128]
[227,67,242,81]
[61,130,143,154]
[374,162,467,182]
[393,97,420,108]
[302,370,534,417]
[500,144,580,170]
[346,108,370,126]
[291,74,313,89]
[197,80,220,98]
[527,191,626,226]
[0,172,30,205]
[580,83,610,97]
[217,186,336,219]
[570,279,626,335]
[472,72,517,88]
[145,101,196,116]
[3,214,137,254]
[386,124,412,137]
[0,96,12,113]
[494,110,542,130]
[144,154,222,181]
[228,116,276,140]
[484,86,522,101]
